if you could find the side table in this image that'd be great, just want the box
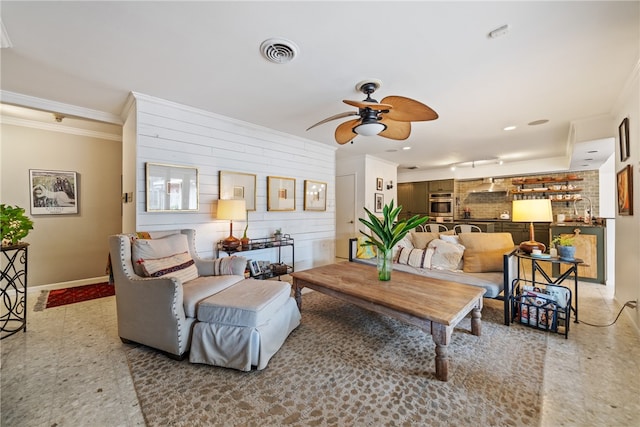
[513,251,583,323]
[1,243,29,339]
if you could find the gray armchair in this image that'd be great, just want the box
[108,229,246,359]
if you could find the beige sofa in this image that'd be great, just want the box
[109,229,300,368]
[350,231,519,324]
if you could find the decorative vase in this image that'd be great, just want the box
[557,245,576,260]
[376,248,393,281]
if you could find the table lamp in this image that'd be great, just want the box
[512,199,553,253]
[217,199,246,250]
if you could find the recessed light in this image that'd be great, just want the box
[402,146,412,150]
[503,125,517,131]
[528,119,549,126]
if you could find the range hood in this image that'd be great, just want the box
[470,178,509,193]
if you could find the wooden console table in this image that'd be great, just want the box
[291,262,485,381]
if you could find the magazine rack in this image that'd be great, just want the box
[510,278,571,338]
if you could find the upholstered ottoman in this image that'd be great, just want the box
[189,278,300,371]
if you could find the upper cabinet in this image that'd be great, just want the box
[397,181,428,216]
[428,179,454,193]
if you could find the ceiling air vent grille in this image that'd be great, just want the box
[260,38,299,64]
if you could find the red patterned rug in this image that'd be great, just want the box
[44,282,115,308]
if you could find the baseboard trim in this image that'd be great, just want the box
[28,276,110,294]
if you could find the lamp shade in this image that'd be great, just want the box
[353,122,386,136]
[512,199,553,223]
[217,199,246,220]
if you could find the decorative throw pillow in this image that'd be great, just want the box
[457,232,515,273]
[132,233,191,276]
[392,234,414,260]
[427,239,465,271]
[410,232,440,249]
[440,234,462,245]
[139,251,199,282]
[356,236,377,259]
[212,256,242,276]
[396,247,435,269]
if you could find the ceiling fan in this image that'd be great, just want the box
[306,79,438,145]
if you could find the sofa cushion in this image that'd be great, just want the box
[392,234,414,260]
[182,275,246,318]
[140,251,199,283]
[356,236,377,259]
[410,231,440,249]
[458,232,515,273]
[396,247,435,269]
[428,239,465,271]
[131,233,190,277]
[197,279,292,327]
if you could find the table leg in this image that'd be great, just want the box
[573,266,579,323]
[432,323,451,381]
[471,306,482,336]
[293,280,303,311]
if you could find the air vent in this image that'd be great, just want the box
[260,38,299,64]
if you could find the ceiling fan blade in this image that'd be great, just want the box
[343,99,393,110]
[335,119,361,144]
[306,111,359,131]
[380,96,438,122]
[379,117,411,140]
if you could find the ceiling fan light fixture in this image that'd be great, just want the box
[353,121,386,136]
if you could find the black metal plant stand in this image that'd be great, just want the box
[1,243,29,339]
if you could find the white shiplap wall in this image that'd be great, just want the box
[129,93,337,271]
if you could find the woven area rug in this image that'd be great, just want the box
[126,292,548,427]
[34,282,115,310]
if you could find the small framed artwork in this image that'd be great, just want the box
[267,176,296,211]
[304,180,327,211]
[146,163,199,212]
[220,171,257,211]
[376,177,383,191]
[616,165,633,216]
[374,193,384,213]
[249,260,262,276]
[29,169,78,215]
[619,117,630,162]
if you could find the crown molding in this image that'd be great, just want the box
[0,91,123,125]
[0,116,122,141]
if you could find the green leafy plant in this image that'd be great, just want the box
[1,204,34,246]
[551,234,575,247]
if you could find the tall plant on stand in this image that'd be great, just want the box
[359,200,429,281]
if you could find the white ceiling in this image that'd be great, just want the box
[1,1,638,174]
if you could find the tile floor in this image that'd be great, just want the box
[1,280,639,426]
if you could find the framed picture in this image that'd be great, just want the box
[617,165,633,216]
[249,260,262,276]
[29,169,78,215]
[619,117,630,162]
[146,163,199,212]
[219,171,256,211]
[304,180,327,211]
[374,193,384,213]
[267,176,296,211]
[376,177,383,191]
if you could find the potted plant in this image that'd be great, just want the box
[273,228,282,241]
[551,234,576,260]
[1,204,34,247]
[359,200,429,281]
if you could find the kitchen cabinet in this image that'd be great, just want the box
[428,179,454,193]
[550,225,605,283]
[397,182,428,218]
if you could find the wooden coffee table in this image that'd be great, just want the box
[290,262,486,381]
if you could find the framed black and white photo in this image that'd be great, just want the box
[29,169,78,215]
[304,180,327,211]
[376,177,383,191]
[146,163,199,212]
[374,193,384,213]
[267,176,296,211]
[220,171,256,211]
[619,117,630,162]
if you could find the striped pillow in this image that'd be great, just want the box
[212,256,238,276]
[396,247,435,269]
[140,251,199,282]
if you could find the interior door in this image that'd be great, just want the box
[336,174,356,259]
